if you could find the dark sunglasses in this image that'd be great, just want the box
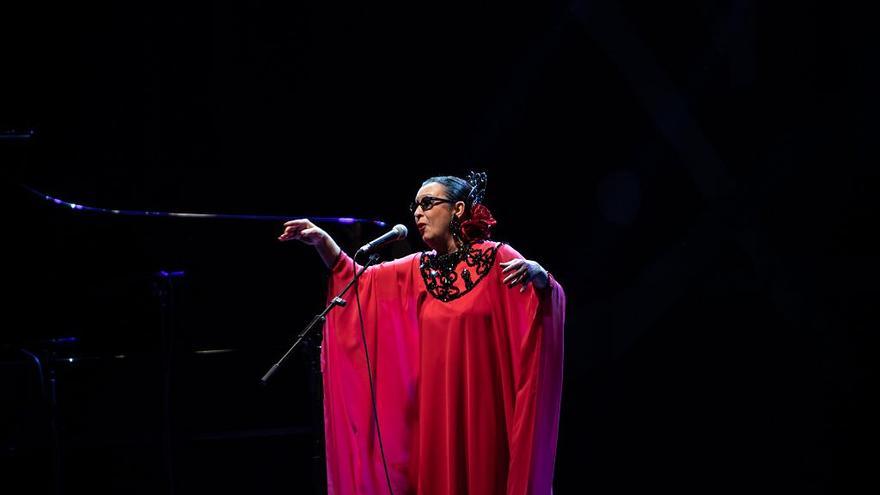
[409,196,455,215]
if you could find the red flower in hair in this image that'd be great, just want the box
[460,204,497,242]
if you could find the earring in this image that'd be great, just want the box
[449,214,462,242]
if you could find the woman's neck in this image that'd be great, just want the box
[434,236,461,256]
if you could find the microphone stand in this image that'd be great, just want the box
[260,251,379,495]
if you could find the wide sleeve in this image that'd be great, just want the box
[494,244,566,495]
[321,250,422,495]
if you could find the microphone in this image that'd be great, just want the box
[356,224,408,255]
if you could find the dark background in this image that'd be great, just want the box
[2,1,876,493]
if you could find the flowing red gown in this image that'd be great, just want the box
[321,240,565,495]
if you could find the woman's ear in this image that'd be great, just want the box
[454,201,466,218]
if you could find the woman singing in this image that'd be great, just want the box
[279,172,565,495]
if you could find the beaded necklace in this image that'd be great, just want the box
[419,242,499,302]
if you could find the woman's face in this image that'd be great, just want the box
[412,182,464,249]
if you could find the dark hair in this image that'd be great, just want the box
[421,171,488,218]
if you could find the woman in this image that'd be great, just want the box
[279,172,565,495]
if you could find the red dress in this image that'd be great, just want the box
[321,240,565,495]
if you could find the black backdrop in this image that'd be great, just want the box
[3,1,877,493]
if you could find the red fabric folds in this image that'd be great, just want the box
[321,241,565,495]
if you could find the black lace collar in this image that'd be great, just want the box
[419,242,499,302]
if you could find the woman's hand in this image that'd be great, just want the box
[279,219,341,268]
[500,258,549,293]
[278,219,328,246]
